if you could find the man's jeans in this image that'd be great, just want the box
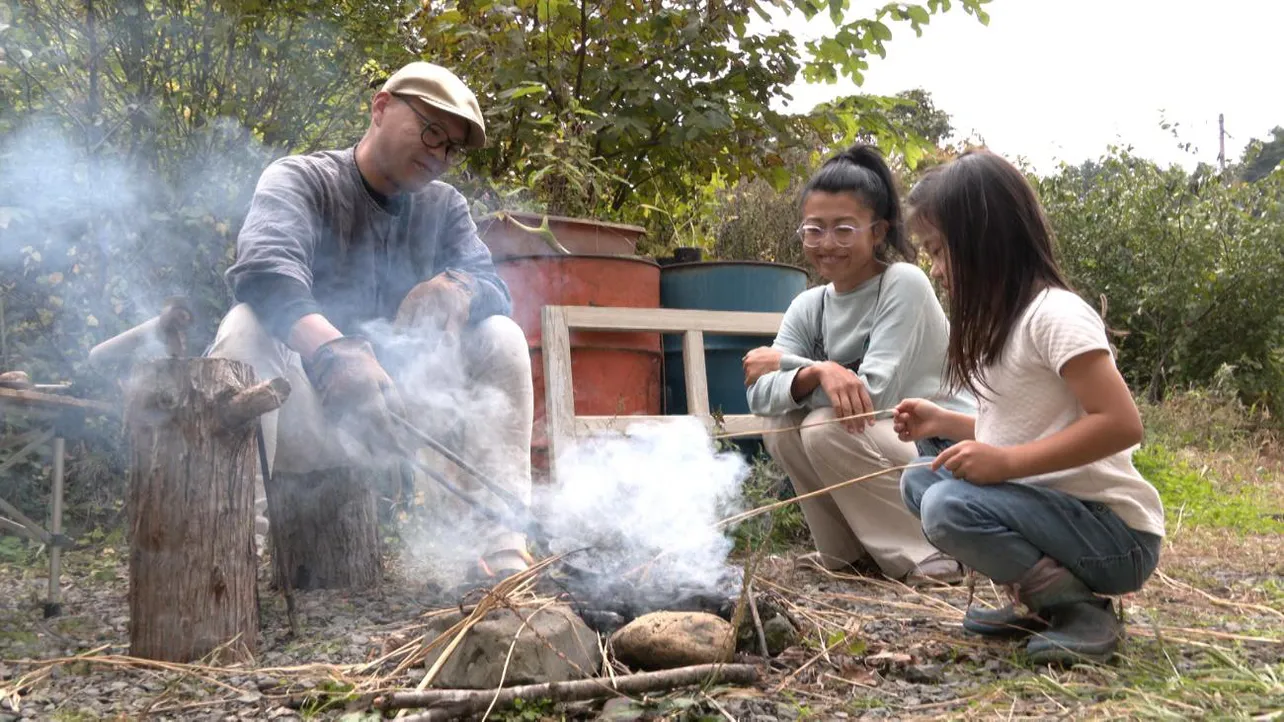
[900,459,1162,594]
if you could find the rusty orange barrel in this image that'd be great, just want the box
[495,254,662,477]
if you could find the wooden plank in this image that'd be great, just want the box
[0,387,116,415]
[575,414,768,438]
[681,331,711,417]
[540,305,576,478]
[559,306,782,335]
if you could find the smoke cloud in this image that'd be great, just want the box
[535,418,750,609]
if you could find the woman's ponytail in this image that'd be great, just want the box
[802,143,915,264]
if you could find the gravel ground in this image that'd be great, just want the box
[3,538,1282,721]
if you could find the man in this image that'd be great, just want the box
[208,61,535,581]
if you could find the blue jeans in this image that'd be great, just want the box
[900,459,1162,594]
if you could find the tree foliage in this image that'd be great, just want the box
[407,0,990,219]
[1239,126,1284,184]
[1039,151,1284,412]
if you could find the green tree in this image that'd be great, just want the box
[408,0,991,220]
[1039,150,1284,412]
[1239,126,1284,183]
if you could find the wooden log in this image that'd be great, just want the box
[268,465,383,591]
[124,358,288,663]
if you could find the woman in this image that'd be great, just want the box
[744,144,975,584]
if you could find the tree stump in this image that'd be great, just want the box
[267,465,383,591]
[125,358,289,663]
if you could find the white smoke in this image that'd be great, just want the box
[536,417,750,599]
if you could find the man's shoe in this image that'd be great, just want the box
[903,552,965,586]
[962,604,1049,638]
[1025,598,1121,665]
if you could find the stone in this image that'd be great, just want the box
[610,611,734,670]
[420,604,599,689]
[905,664,946,684]
[597,697,646,721]
[762,615,799,656]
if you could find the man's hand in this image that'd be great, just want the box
[304,336,406,456]
[932,441,1014,485]
[813,361,873,433]
[742,347,782,387]
[893,398,946,443]
[395,269,476,336]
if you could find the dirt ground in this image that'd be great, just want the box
[2,525,1282,721]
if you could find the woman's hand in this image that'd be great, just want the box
[893,398,945,442]
[933,441,1014,485]
[814,361,873,432]
[742,347,783,387]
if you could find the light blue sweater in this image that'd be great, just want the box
[746,262,976,417]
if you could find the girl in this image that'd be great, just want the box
[893,150,1165,664]
[744,143,977,584]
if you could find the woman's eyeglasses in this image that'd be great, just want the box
[796,222,877,248]
[393,94,469,167]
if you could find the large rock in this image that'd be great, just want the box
[610,611,734,670]
[420,604,599,689]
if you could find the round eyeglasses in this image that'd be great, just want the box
[796,222,877,248]
[393,94,469,167]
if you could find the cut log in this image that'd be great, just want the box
[267,465,383,591]
[124,358,289,663]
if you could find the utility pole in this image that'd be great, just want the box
[1218,113,1226,171]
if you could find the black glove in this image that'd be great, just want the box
[303,336,406,456]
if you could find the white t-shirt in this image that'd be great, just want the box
[974,287,1165,538]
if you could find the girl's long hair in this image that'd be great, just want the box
[906,150,1070,396]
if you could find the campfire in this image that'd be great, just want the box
[542,538,744,635]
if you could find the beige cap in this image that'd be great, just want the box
[381,61,486,148]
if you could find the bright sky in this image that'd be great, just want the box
[769,0,1283,174]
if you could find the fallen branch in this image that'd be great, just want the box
[374,663,758,719]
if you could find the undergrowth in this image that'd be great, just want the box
[1135,443,1284,534]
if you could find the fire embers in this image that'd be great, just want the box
[546,552,743,636]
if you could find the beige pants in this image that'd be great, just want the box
[763,407,939,579]
[206,303,534,559]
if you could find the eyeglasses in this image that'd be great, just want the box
[393,94,469,167]
[796,222,878,248]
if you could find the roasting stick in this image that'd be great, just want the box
[713,393,956,440]
[713,408,894,440]
[624,461,932,581]
[714,462,931,529]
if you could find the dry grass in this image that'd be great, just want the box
[3,393,1283,720]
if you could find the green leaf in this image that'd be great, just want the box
[827,0,845,25]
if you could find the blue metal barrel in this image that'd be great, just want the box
[660,261,809,456]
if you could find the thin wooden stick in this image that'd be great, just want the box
[713,409,893,439]
[716,463,931,529]
[377,664,758,716]
[482,599,558,721]
[769,632,850,694]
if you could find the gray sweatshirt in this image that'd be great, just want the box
[225,147,510,341]
[746,262,976,418]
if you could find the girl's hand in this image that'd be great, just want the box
[933,441,1014,485]
[742,347,783,387]
[815,361,873,432]
[893,398,945,442]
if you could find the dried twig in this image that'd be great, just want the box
[748,579,770,658]
[1156,571,1284,621]
[769,632,851,695]
[377,664,758,718]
